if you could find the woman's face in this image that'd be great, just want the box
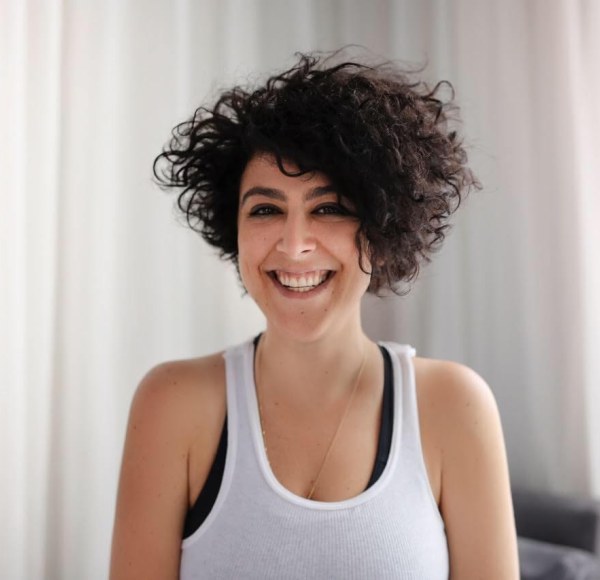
[237,153,372,341]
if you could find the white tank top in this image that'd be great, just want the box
[180,338,448,579]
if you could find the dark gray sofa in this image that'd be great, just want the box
[513,488,600,580]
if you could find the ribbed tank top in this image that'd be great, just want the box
[179,338,449,579]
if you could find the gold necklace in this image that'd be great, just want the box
[255,340,368,500]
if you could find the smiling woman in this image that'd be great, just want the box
[109,49,519,580]
[237,154,370,342]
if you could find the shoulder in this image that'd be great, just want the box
[413,356,499,426]
[410,357,499,503]
[129,351,227,444]
[135,351,226,404]
[413,356,519,578]
[110,351,227,578]
[139,350,226,396]
[413,356,504,477]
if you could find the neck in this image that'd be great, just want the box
[255,324,376,406]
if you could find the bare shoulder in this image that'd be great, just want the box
[411,357,498,505]
[140,350,226,398]
[413,356,499,427]
[135,352,226,424]
[110,351,226,580]
[412,356,504,497]
[413,356,519,579]
[127,352,227,453]
[129,352,228,497]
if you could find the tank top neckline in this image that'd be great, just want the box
[241,338,404,510]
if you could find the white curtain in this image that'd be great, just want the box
[1,1,598,578]
[363,0,600,496]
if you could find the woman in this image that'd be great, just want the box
[110,51,519,579]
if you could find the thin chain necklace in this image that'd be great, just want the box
[255,339,368,500]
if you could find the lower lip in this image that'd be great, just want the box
[269,272,335,299]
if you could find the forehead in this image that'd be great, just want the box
[239,154,332,197]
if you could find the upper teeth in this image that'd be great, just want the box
[275,270,329,289]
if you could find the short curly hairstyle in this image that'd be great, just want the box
[153,49,480,295]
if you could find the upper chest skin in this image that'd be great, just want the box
[186,353,442,509]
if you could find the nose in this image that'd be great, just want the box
[275,213,317,258]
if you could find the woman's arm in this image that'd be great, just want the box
[109,363,193,580]
[434,362,519,579]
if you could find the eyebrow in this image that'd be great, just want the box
[239,185,338,207]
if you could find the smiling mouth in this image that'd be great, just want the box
[268,270,334,293]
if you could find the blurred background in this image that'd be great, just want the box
[1,0,599,578]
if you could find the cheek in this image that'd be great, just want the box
[330,233,365,270]
[236,232,251,280]
[237,246,255,286]
[237,231,268,282]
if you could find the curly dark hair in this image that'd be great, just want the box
[153,49,480,295]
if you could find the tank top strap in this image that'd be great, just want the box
[379,341,440,517]
[222,337,271,490]
[221,339,251,456]
[379,341,416,360]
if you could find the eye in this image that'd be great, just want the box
[248,205,281,217]
[314,203,353,216]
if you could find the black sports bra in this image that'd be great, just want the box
[182,339,394,539]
